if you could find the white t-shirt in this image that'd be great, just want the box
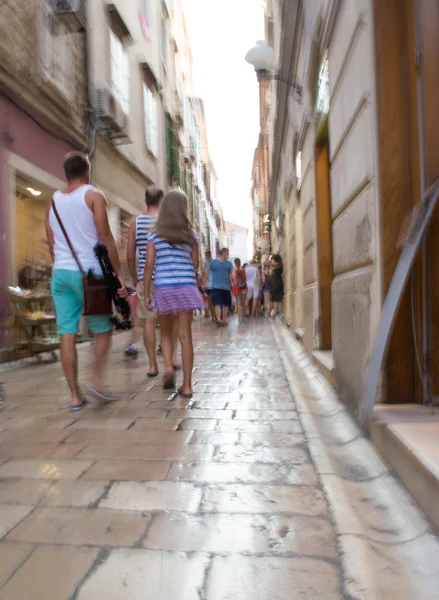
[49,184,102,274]
[246,264,260,288]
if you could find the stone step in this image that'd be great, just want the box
[371,404,439,529]
[312,350,335,387]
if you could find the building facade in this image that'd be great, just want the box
[224,222,249,265]
[263,0,439,425]
[0,0,87,289]
[0,0,224,292]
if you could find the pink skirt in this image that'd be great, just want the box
[152,285,204,315]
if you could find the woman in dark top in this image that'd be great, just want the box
[269,254,284,317]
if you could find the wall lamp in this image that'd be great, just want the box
[245,41,302,95]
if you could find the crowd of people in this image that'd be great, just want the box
[198,251,284,325]
[45,151,284,411]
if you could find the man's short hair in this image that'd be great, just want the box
[63,152,90,181]
[220,247,228,255]
[145,186,164,207]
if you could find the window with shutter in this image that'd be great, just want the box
[143,84,158,157]
[110,30,130,115]
[39,0,71,97]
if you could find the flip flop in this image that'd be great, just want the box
[82,381,119,402]
[69,397,88,412]
[163,373,176,390]
[147,371,159,378]
[178,387,193,399]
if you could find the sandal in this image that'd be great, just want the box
[69,397,88,412]
[147,371,159,378]
[163,373,176,390]
[178,387,193,399]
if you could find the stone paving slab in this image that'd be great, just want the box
[0,319,342,598]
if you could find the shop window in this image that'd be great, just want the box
[39,0,71,98]
[143,84,158,157]
[110,30,130,115]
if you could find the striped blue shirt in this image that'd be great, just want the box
[136,215,157,280]
[147,231,198,288]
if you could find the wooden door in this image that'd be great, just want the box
[418,0,439,396]
[315,141,333,350]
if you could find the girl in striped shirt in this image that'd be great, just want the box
[144,189,203,398]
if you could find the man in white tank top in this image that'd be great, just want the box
[127,186,163,376]
[46,152,127,410]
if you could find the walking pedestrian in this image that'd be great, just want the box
[269,254,285,317]
[127,186,163,377]
[46,152,127,410]
[202,250,216,321]
[231,258,247,323]
[262,260,272,318]
[143,189,203,398]
[209,248,233,326]
[245,258,261,317]
[118,223,140,358]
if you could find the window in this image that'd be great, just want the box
[110,30,130,115]
[161,17,168,71]
[139,0,151,39]
[143,84,158,157]
[295,151,302,190]
[40,0,71,97]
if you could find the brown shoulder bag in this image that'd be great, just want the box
[52,200,112,317]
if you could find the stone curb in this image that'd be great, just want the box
[272,321,439,600]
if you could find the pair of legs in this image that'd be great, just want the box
[61,330,111,407]
[127,292,140,348]
[52,270,113,408]
[212,290,231,325]
[159,311,194,395]
[247,287,259,317]
[142,316,159,375]
[205,290,216,321]
[214,302,229,324]
[234,291,247,320]
[264,291,271,317]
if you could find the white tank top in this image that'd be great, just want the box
[49,184,102,274]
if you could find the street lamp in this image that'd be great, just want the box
[245,40,302,95]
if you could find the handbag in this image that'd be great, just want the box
[51,200,112,316]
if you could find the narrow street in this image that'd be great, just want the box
[0,318,437,599]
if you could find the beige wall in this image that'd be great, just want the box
[328,0,381,419]
[270,0,382,421]
[88,0,168,194]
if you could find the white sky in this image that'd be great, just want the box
[182,0,265,230]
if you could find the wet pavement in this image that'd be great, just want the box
[0,317,344,599]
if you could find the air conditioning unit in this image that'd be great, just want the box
[97,88,127,135]
[53,0,85,32]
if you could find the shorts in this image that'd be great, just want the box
[211,289,232,308]
[247,285,260,300]
[137,280,157,320]
[204,289,212,296]
[51,269,112,335]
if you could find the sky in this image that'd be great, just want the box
[182,0,265,231]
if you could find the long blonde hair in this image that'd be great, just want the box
[154,189,195,246]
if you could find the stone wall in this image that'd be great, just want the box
[0,0,86,146]
[328,0,381,421]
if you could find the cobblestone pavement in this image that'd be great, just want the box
[0,318,344,599]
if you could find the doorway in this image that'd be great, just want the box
[315,134,333,350]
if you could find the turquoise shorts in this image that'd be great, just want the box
[51,269,112,335]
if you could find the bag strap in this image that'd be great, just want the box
[51,199,85,275]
